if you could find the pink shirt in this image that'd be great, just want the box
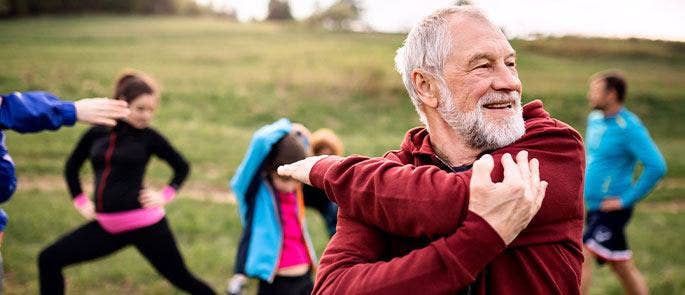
[277,191,310,269]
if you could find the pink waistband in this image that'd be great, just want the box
[96,207,165,234]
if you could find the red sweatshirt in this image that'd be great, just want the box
[310,100,585,294]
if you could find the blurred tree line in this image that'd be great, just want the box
[263,0,363,31]
[306,0,362,31]
[0,0,210,17]
[0,0,364,31]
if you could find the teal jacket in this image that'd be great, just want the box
[584,108,667,210]
[230,118,317,281]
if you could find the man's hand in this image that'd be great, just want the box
[468,151,548,245]
[600,197,623,212]
[139,188,167,208]
[74,98,129,127]
[277,155,329,186]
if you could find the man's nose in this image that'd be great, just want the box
[492,64,521,92]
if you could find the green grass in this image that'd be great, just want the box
[0,15,684,294]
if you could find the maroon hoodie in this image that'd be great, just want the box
[310,100,585,294]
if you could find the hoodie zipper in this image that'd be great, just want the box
[96,131,118,212]
[266,182,283,283]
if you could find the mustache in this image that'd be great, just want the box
[478,91,521,106]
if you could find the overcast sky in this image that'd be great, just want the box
[197,0,685,41]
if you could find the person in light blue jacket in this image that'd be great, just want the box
[227,118,318,295]
[0,90,128,292]
[580,71,667,295]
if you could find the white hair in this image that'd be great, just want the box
[394,6,491,125]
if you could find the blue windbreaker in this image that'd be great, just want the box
[0,91,77,230]
[584,108,667,211]
[230,118,317,282]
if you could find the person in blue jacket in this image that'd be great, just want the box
[0,90,129,291]
[580,71,667,295]
[226,118,318,295]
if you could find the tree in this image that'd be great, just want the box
[455,0,472,6]
[308,0,362,31]
[266,0,292,21]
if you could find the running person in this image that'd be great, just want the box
[581,70,667,295]
[38,70,215,294]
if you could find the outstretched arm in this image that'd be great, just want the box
[0,91,128,132]
[279,123,583,238]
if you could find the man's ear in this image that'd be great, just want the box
[606,89,619,104]
[410,69,440,108]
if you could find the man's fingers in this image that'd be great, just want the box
[471,154,495,187]
[278,161,308,184]
[528,157,540,199]
[515,151,530,185]
[277,164,294,178]
[277,155,327,186]
[535,181,548,211]
[76,98,130,125]
[530,158,540,186]
[97,118,118,127]
[99,102,130,118]
[501,153,521,184]
[109,99,128,107]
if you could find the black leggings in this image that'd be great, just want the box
[38,218,214,295]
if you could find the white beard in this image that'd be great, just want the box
[437,83,525,151]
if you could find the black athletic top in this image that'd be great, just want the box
[64,120,189,213]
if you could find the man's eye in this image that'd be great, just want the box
[476,64,490,69]
[507,62,516,67]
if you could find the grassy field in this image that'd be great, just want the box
[0,16,683,294]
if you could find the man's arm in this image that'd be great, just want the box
[312,154,470,238]
[619,123,667,207]
[0,91,128,132]
[313,153,546,293]
[281,121,583,238]
[0,91,77,132]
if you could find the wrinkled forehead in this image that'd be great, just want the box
[446,15,515,63]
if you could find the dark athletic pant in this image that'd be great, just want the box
[258,272,313,295]
[38,218,214,295]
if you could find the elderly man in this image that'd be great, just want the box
[279,6,584,294]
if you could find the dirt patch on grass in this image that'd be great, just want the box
[641,199,685,214]
[17,175,236,204]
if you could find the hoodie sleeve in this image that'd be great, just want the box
[311,155,470,239]
[313,212,505,294]
[0,91,77,133]
[0,132,17,204]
